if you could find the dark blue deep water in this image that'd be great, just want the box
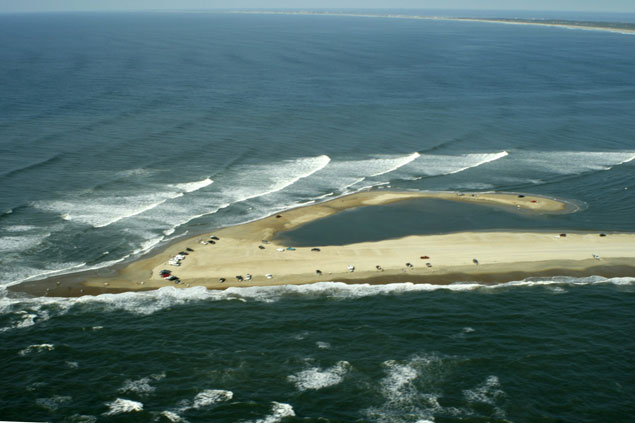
[1,10,634,422]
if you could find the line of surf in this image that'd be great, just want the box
[2,279,633,327]
[171,177,214,193]
[369,152,421,177]
[617,154,635,165]
[516,151,635,175]
[91,177,213,227]
[5,262,88,287]
[239,155,331,202]
[317,152,420,192]
[445,151,509,175]
[32,176,214,229]
[90,194,184,228]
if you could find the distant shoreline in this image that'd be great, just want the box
[228,10,635,35]
[10,190,635,298]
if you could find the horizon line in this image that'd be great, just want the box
[2,7,635,15]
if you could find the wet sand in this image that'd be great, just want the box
[10,191,635,297]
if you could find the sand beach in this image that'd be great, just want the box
[232,11,635,36]
[11,190,635,297]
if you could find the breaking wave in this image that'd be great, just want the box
[32,176,214,229]
[6,262,88,286]
[160,389,233,422]
[395,151,510,179]
[499,151,635,177]
[171,177,213,193]
[288,361,351,391]
[35,395,72,412]
[119,373,165,396]
[18,343,55,356]
[187,389,233,410]
[368,152,421,177]
[7,150,635,288]
[103,398,143,415]
[364,354,446,423]
[250,402,295,423]
[0,234,48,253]
[273,152,420,197]
[1,277,632,332]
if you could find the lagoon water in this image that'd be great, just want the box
[1,10,634,422]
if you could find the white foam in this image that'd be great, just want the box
[115,167,156,178]
[218,281,484,303]
[365,355,444,423]
[451,326,477,339]
[252,402,295,423]
[175,389,233,413]
[1,278,632,327]
[6,261,88,286]
[403,151,509,178]
[450,151,508,174]
[103,398,144,415]
[32,175,213,229]
[293,331,309,340]
[33,193,181,228]
[36,395,72,411]
[0,290,65,332]
[124,156,333,242]
[462,375,507,418]
[314,192,335,200]
[3,225,38,232]
[0,234,45,252]
[18,343,54,356]
[132,235,166,256]
[463,375,504,405]
[510,151,635,176]
[617,154,635,165]
[451,182,496,190]
[316,341,331,349]
[237,155,331,202]
[119,374,165,396]
[288,361,350,391]
[368,152,421,177]
[1,311,37,333]
[380,360,419,400]
[285,152,420,195]
[547,286,567,294]
[172,177,213,193]
[161,410,186,422]
[192,389,233,408]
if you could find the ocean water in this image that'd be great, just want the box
[1,10,634,422]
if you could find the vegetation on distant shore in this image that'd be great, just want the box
[458,17,635,31]
[231,11,635,33]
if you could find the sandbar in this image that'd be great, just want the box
[10,190,635,297]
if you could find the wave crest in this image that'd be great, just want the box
[288,361,351,391]
[1,277,632,333]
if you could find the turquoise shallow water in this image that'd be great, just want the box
[1,10,635,422]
